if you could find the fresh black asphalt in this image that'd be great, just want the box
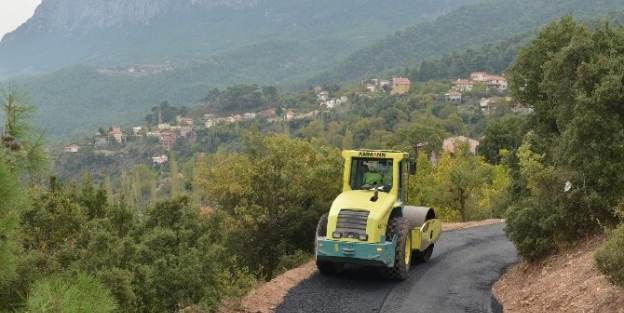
[275,222,519,313]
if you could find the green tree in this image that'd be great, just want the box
[0,160,24,283]
[505,16,624,262]
[24,272,117,313]
[434,142,492,221]
[477,116,526,164]
[197,131,342,279]
[0,82,45,285]
[0,81,47,179]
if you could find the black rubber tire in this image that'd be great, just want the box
[316,213,328,237]
[380,216,411,280]
[316,260,345,275]
[315,213,344,275]
[413,244,434,263]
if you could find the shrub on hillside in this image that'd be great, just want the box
[504,203,559,262]
[594,223,624,287]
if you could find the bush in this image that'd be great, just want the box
[274,250,312,277]
[504,204,558,262]
[594,223,624,287]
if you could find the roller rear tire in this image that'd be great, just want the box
[413,244,434,263]
[380,216,411,280]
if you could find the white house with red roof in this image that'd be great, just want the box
[452,79,475,92]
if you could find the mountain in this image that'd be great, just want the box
[0,0,485,78]
[4,0,624,142]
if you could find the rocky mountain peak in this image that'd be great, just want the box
[3,0,265,40]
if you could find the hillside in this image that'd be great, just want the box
[6,0,624,142]
[311,0,624,85]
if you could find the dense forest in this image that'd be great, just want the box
[3,15,624,313]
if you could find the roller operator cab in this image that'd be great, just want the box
[315,149,442,280]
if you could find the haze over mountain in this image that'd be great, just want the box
[0,0,484,78]
[2,0,624,141]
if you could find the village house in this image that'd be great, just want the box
[485,75,508,92]
[132,126,142,136]
[152,154,168,165]
[317,91,329,101]
[324,97,344,109]
[469,72,508,92]
[242,112,257,119]
[64,144,80,153]
[391,77,411,95]
[442,136,479,155]
[204,119,216,128]
[225,114,242,123]
[159,131,177,151]
[452,79,474,92]
[108,126,124,144]
[470,72,489,82]
[444,91,462,102]
[380,80,391,90]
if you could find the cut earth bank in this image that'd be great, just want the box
[224,219,624,313]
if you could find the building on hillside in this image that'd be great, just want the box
[484,75,508,92]
[444,91,462,102]
[442,136,479,155]
[133,126,142,136]
[64,144,80,153]
[243,112,257,119]
[225,114,242,123]
[108,127,124,144]
[317,91,329,101]
[391,77,410,95]
[380,80,391,90]
[470,72,508,92]
[470,72,489,82]
[204,119,216,128]
[159,131,177,151]
[152,154,168,165]
[452,79,474,92]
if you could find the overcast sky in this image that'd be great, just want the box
[0,0,41,39]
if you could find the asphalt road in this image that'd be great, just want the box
[275,222,519,313]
